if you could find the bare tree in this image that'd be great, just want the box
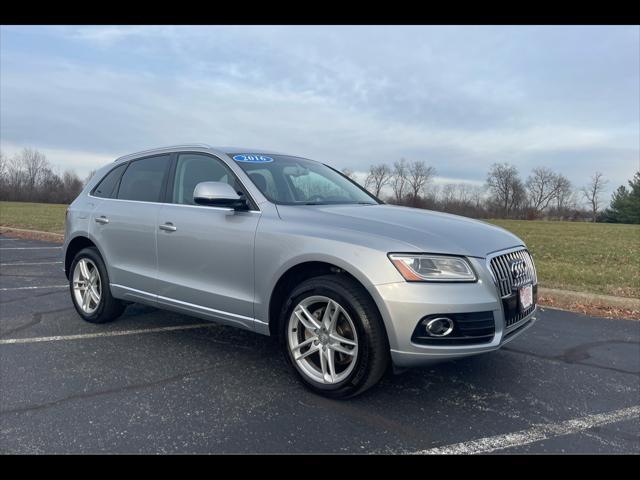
[0,151,7,194]
[406,160,436,206]
[581,172,608,222]
[526,167,559,216]
[554,174,573,208]
[550,174,574,219]
[439,183,457,209]
[0,151,7,199]
[439,183,476,208]
[5,154,26,200]
[62,170,84,203]
[364,163,392,197]
[486,162,526,218]
[0,151,7,180]
[19,148,49,195]
[39,166,64,203]
[391,158,409,204]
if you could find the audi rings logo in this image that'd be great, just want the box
[510,259,527,282]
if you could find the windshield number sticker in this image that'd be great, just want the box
[233,154,273,163]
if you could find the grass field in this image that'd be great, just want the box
[1,201,638,298]
[0,201,68,235]
[488,219,639,299]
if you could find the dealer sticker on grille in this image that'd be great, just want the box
[519,284,533,311]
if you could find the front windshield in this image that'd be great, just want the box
[230,154,380,205]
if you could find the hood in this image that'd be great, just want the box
[276,204,524,258]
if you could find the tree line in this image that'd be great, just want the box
[0,148,87,204]
[343,160,639,224]
[1,147,637,224]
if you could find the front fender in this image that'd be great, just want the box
[252,217,408,339]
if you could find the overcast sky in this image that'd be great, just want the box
[1,25,638,198]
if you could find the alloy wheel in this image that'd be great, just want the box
[288,295,359,384]
[72,258,101,314]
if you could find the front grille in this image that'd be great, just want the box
[411,311,495,346]
[489,249,537,298]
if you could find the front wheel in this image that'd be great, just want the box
[69,247,125,323]
[280,274,389,398]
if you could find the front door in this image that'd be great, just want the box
[156,152,260,329]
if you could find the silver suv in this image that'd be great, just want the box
[64,144,537,398]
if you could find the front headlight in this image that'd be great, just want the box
[388,254,476,282]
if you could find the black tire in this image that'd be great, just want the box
[279,274,389,399]
[69,247,125,324]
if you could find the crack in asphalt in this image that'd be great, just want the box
[0,306,73,338]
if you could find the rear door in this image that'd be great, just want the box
[155,152,260,329]
[90,155,171,302]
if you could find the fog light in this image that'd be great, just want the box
[424,317,454,337]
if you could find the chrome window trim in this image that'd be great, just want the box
[87,194,261,214]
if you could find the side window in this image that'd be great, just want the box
[117,155,170,202]
[172,153,246,205]
[92,164,126,198]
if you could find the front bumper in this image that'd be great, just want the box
[370,257,537,368]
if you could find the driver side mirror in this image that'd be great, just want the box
[193,182,248,210]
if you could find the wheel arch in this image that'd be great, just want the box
[266,259,388,340]
[64,234,106,279]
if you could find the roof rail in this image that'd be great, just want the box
[114,144,213,162]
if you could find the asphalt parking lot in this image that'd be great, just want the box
[0,234,638,454]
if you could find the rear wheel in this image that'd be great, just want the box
[280,274,389,398]
[69,247,125,323]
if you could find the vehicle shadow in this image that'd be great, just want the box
[118,304,531,407]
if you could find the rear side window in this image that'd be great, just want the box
[92,164,126,198]
[117,155,170,202]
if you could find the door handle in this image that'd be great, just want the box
[95,216,109,224]
[159,222,177,232]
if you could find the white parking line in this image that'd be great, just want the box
[415,405,640,454]
[0,261,63,266]
[0,247,61,250]
[0,285,68,291]
[0,323,217,345]
[0,238,19,241]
